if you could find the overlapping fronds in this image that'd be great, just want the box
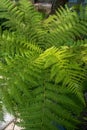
[0,1,87,130]
[0,31,42,58]
[0,0,23,30]
[0,0,45,47]
[0,0,87,48]
[0,45,86,130]
[44,6,87,47]
[36,46,86,102]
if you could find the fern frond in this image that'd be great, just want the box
[36,47,86,103]
[0,0,23,30]
[44,6,87,47]
[0,0,46,48]
[0,45,86,130]
[0,2,87,130]
[0,30,42,59]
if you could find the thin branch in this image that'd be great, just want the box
[1,118,16,130]
[13,123,15,130]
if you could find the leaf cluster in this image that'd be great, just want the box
[0,0,87,130]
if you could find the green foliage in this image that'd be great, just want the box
[0,101,3,121]
[0,0,87,130]
[44,5,87,47]
[0,46,86,130]
[0,0,46,48]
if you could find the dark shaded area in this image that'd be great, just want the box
[52,0,68,13]
[0,18,9,31]
[33,0,69,13]
[76,108,87,130]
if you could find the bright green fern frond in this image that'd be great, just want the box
[44,6,87,47]
[0,0,45,48]
[0,2,87,130]
[0,31,42,59]
[0,45,86,130]
[0,0,23,30]
[36,47,86,103]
